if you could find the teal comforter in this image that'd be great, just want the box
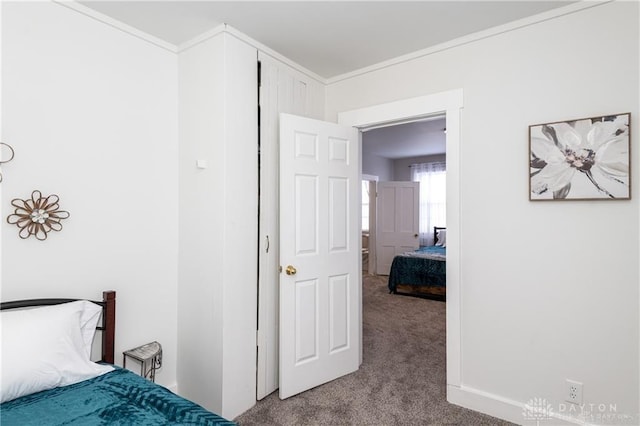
[0,367,235,426]
[388,246,446,293]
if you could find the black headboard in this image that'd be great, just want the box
[434,226,446,246]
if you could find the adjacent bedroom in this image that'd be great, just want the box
[361,114,447,300]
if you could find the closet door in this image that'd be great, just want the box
[257,54,324,400]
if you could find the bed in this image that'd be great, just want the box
[0,291,234,425]
[388,226,447,300]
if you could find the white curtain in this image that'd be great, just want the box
[411,162,446,246]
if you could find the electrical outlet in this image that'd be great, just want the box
[565,379,583,405]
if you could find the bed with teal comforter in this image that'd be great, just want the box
[388,246,446,294]
[0,367,235,426]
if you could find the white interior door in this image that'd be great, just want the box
[279,113,360,399]
[376,181,420,275]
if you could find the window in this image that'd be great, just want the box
[361,180,370,231]
[411,162,446,246]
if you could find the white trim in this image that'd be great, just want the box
[0,0,3,285]
[52,1,178,53]
[447,385,600,426]
[179,25,325,85]
[52,0,611,87]
[339,90,463,131]
[52,1,325,86]
[443,107,461,388]
[448,385,527,425]
[361,174,378,182]
[360,113,445,133]
[358,133,364,365]
[227,26,324,84]
[338,88,464,389]
[637,0,640,415]
[177,24,226,52]
[326,0,612,84]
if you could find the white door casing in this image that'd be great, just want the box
[338,89,463,389]
[279,113,360,399]
[375,181,420,275]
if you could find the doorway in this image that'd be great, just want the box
[338,89,463,387]
[362,117,445,276]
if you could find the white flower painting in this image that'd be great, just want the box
[529,113,630,200]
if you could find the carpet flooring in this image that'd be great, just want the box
[235,274,512,425]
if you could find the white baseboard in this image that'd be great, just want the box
[165,382,179,394]
[447,384,595,426]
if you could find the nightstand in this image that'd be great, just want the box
[123,341,162,382]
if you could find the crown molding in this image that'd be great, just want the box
[326,0,613,85]
[52,0,614,86]
[53,1,178,53]
[225,25,326,84]
[178,24,326,85]
[176,24,226,53]
[51,1,324,84]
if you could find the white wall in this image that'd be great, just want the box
[219,34,258,419]
[361,150,393,181]
[178,33,258,419]
[327,1,639,423]
[1,1,179,388]
[177,34,225,409]
[393,154,446,181]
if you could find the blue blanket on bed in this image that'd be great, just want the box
[0,367,235,426]
[388,246,446,293]
[403,245,445,259]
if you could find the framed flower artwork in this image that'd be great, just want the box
[529,113,631,200]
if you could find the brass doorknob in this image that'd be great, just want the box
[285,265,297,275]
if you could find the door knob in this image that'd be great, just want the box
[414,234,418,238]
[285,265,297,275]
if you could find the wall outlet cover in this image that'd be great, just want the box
[565,379,583,405]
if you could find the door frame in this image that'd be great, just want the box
[338,88,463,390]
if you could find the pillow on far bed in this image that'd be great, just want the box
[1,301,113,403]
[435,229,447,247]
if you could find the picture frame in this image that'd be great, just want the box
[529,112,631,201]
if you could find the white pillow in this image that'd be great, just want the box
[435,229,447,247]
[1,300,113,403]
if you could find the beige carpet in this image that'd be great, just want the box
[235,274,512,425]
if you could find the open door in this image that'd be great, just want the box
[279,113,360,399]
[376,181,420,275]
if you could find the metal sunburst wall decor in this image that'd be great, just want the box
[7,190,70,240]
